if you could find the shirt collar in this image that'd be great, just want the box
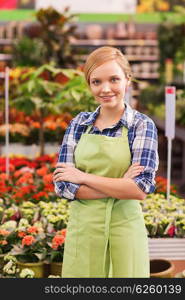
[80,106,100,126]
[79,102,135,129]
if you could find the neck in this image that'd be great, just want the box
[99,104,125,122]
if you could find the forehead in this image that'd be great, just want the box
[90,60,125,79]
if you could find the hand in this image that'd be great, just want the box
[53,163,86,184]
[123,162,144,179]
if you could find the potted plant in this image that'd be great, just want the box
[141,192,185,266]
[10,224,47,278]
[1,254,35,278]
[46,229,66,276]
[0,220,17,272]
[0,229,14,272]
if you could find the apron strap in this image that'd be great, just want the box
[85,125,93,134]
[121,125,128,137]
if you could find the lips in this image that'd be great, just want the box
[100,95,115,101]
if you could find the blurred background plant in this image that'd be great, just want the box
[141,193,185,238]
[13,36,46,67]
[10,64,81,154]
[12,6,79,68]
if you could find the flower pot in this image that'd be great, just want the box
[148,238,185,260]
[150,259,174,278]
[0,254,5,273]
[175,269,185,278]
[50,262,62,277]
[17,261,44,278]
[43,262,50,278]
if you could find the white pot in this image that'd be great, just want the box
[148,238,185,260]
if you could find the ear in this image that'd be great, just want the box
[125,79,131,91]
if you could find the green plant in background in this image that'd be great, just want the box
[54,74,97,117]
[35,6,78,68]
[157,4,185,83]
[10,64,98,151]
[157,21,184,82]
[12,36,46,67]
[139,85,185,126]
[176,89,185,126]
[141,193,185,238]
[138,84,165,118]
[12,6,78,68]
[10,64,78,155]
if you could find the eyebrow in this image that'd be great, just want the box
[91,75,120,80]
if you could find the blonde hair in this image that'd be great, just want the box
[83,46,132,84]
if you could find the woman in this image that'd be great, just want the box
[53,46,159,278]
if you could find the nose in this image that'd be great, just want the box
[101,82,111,93]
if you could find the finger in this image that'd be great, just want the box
[132,166,144,171]
[53,174,64,181]
[53,168,65,175]
[133,171,143,176]
[56,163,67,168]
[132,162,140,166]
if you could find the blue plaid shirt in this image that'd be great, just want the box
[54,103,159,200]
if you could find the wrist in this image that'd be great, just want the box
[82,172,91,185]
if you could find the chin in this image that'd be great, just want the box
[103,101,118,107]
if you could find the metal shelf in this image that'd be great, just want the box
[71,39,158,47]
[0,53,12,61]
[0,38,14,45]
[74,54,158,62]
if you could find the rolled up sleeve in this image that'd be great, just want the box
[53,116,82,200]
[131,118,159,194]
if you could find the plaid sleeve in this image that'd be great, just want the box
[131,118,159,194]
[54,115,82,200]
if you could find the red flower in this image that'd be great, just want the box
[167,225,176,237]
[0,240,8,245]
[22,235,36,246]
[0,173,8,181]
[0,229,10,236]
[43,173,52,184]
[16,172,33,185]
[35,155,54,163]
[27,226,38,234]
[32,191,48,201]
[18,231,26,238]
[36,167,48,177]
[44,184,54,192]
[54,73,69,84]
[14,170,22,178]
[60,229,66,238]
[52,234,65,250]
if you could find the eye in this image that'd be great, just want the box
[91,79,101,85]
[111,77,120,83]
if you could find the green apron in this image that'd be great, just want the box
[62,124,149,278]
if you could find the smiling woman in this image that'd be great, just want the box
[53,46,159,278]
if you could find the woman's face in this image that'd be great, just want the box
[89,60,128,109]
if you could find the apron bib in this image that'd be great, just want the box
[62,125,149,278]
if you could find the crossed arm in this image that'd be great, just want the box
[53,163,146,200]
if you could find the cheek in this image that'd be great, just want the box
[113,84,124,94]
[117,82,127,93]
[90,86,99,96]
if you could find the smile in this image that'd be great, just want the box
[100,95,115,101]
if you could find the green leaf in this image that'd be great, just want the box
[27,80,35,93]
[71,90,81,102]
